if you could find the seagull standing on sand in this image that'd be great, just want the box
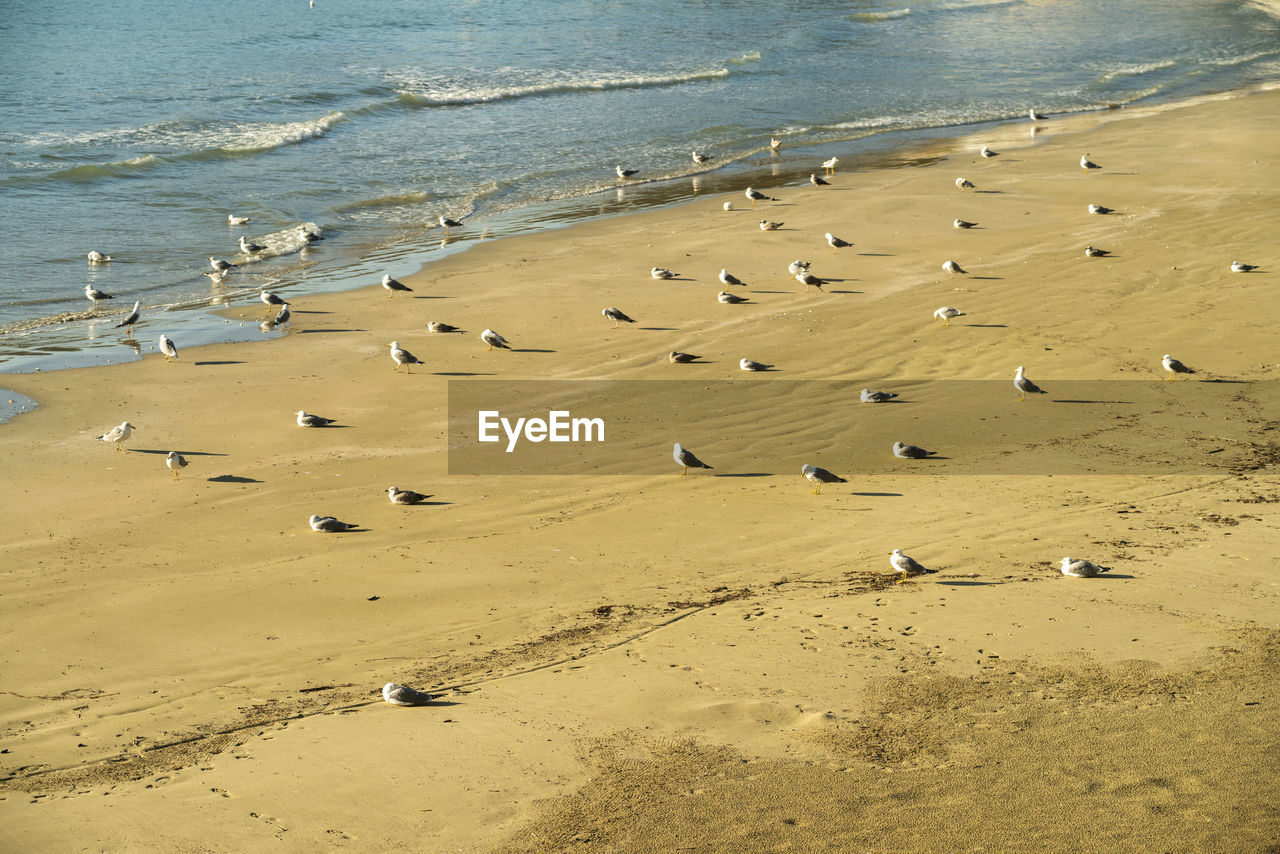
[980,145,999,158]
[1162,354,1195,380]
[1080,154,1101,170]
[673,443,713,475]
[1231,261,1259,273]
[382,682,438,705]
[744,187,776,207]
[115,301,141,335]
[669,351,701,363]
[890,548,936,582]
[297,410,336,427]
[602,307,636,327]
[651,267,677,279]
[759,220,783,231]
[801,463,847,495]
[956,177,975,190]
[860,389,898,403]
[893,441,936,459]
[87,250,112,263]
[718,291,749,304]
[439,214,463,234]
[1029,108,1046,121]
[615,165,638,178]
[158,334,179,362]
[953,219,977,229]
[719,269,745,287]
[228,214,250,225]
[740,358,771,371]
[826,233,852,253]
[481,328,511,350]
[1060,557,1111,578]
[84,285,114,307]
[309,514,357,533]
[381,274,412,297]
[239,235,264,253]
[810,174,829,186]
[822,157,839,175]
[99,421,135,452]
[389,341,423,373]
[1088,204,1114,215]
[272,303,291,328]
[795,271,825,290]
[942,260,967,275]
[261,291,286,310]
[933,306,964,326]
[387,486,432,505]
[1013,365,1046,401]
[166,451,188,479]
[788,259,811,277]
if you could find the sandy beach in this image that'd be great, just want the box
[2,88,1279,852]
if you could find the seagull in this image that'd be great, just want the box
[210,257,233,273]
[1060,557,1111,578]
[438,214,463,234]
[669,351,701,363]
[272,303,291,327]
[309,514,357,533]
[426,321,461,333]
[759,220,783,231]
[980,145,999,158]
[769,137,781,149]
[860,389,898,403]
[956,177,975,190]
[1080,154,1101,170]
[238,235,264,253]
[389,341,423,373]
[1029,108,1046,121]
[744,187,776,207]
[481,328,511,350]
[602,306,636,327]
[825,233,852,253]
[953,219,978,229]
[1231,261,1259,273]
[941,260,967,275]
[228,214,250,225]
[787,259,811,276]
[739,358,771,371]
[615,165,638,178]
[84,284,114,307]
[1088,204,1114,215]
[382,682,438,706]
[99,421,135,452]
[718,290,749,304]
[822,156,839,175]
[381,274,412,297]
[893,441,936,459]
[166,451,188,479]
[158,334,179,362]
[795,271,825,290]
[673,442,712,475]
[810,173,830,186]
[297,410,336,427]
[261,291,286,310]
[86,250,112,263]
[692,150,712,164]
[890,548,936,582]
[933,306,964,326]
[1084,246,1111,257]
[115,301,141,335]
[801,463,846,495]
[651,267,677,279]
[387,486,432,505]
[719,269,745,287]
[722,201,734,212]
[1013,365,1046,401]
[1162,354,1195,380]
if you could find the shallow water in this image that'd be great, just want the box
[2,0,1277,371]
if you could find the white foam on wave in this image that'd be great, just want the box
[849,8,911,22]
[1097,60,1178,83]
[1204,47,1280,68]
[387,66,730,107]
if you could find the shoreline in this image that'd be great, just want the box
[3,81,1276,379]
[2,84,1279,851]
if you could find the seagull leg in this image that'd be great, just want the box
[811,484,821,495]
[680,466,687,476]
[1019,392,1025,402]
[172,470,179,480]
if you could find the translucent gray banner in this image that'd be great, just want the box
[446,380,1280,475]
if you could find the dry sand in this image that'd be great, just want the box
[2,88,1279,852]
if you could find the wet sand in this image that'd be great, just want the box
[2,88,1279,852]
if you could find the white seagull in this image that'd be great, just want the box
[941,260,967,275]
[297,410,336,427]
[382,682,439,706]
[933,306,964,326]
[260,291,286,310]
[795,271,825,290]
[115,301,141,335]
[810,173,830,186]
[669,351,700,363]
[481,328,511,350]
[719,269,745,287]
[1080,153,1101,170]
[387,486,432,505]
[1088,203,1114,215]
[99,421,135,452]
[956,177,975,190]
[860,388,898,403]
[615,165,638,178]
[1029,108,1046,121]
[890,548,936,581]
[692,150,712,164]
[1231,261,1259,273]
[953,219,977,229]
[210,257,233,273]
[759,220,783,231]
[438,214,463,234]
[822,156,839,175]
[309,514,357,533]
[228,214,250,225]
[1162,354,1195,380]
[1060,557,1111,578]
[238,235,265,253]
[426,321,460,333]
[825,233,852,252]
[893,441,936,459]
[1085,246,1111,257]
[389,341,423,373]
[744,187,776,207]
[651,267,677,279]
[271,303,291,327]
[84,284,114,307]
[602,307,636,327]
[381,274,412,297]
[166,451,188,479]
[980,145,999,158]
[722,201,734,212]
[739,358,771,371]
[1013,365,1046,401]
[801,463,847,495]
[787,259,811,276]
[87,250,112,263]
[158,334,179,362]
[673,443,713,475]
[717,290,749,304]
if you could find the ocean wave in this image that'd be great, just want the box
[728,51,762,64]
[389,67,731,108]
[935,0,1022,11]
[849,9,911,22]
[16,153,166,185]
[1097,60,1178,82]
[1203,47,1280,67]
[213,111,346,154]
[334,190,434,213]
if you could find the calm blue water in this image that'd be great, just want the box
[2,0,1278,371]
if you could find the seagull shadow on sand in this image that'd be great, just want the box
[713,472,772,478]
[207,475,263,484]
[857,252,896,256]
[297,328,368,334]
[194,360,245,366]
[963,323,1008,328]
[936,580,1001,586]
[1053,399,1134,405]
[132,448,228,456]
[434,371,497,377]
[851,491,903,497]
[974,189,1005,194]
[639,326,678,331]
[512,348,557,353]
[969,276,1004,280]
[410,295,452,299]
